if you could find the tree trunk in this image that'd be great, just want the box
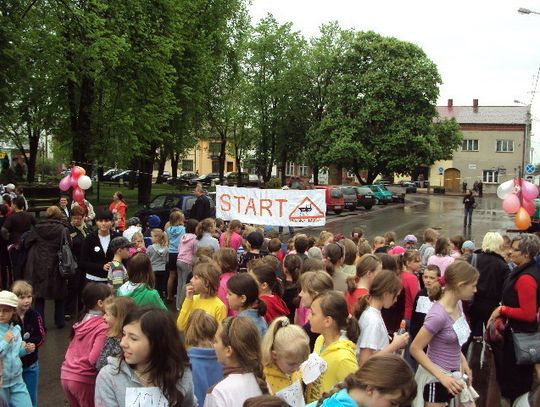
[137,145,157,204]
[72,76,94,164]
[312,164,319,185]
[219,132,226,185]
[280,148,287,187]
[26,127,39,183]
[171,151,179,179]
[155,147,166,183]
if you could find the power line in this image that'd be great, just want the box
[530,64,540,105]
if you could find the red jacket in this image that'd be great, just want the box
[260,294,289,324]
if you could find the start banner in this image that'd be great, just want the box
[216,186,326,227]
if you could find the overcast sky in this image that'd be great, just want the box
[250,0,540,160]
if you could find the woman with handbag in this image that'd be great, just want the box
[489,233,540,404]
[24,206,70,329]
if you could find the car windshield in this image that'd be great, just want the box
[357,187,372,194]
[379,185,389,191]
[368,185,378,192]
[342,187,356,195]
[331,189,343,198]
[149,195,167,208]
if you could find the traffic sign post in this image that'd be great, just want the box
[525,163,535,175]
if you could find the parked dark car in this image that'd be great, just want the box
[155,171,171,184]
[167,171,198,187]
[111,170,138,183]
[353,186,376,210]
[189,173,219,186]
[374,179,392,186]
[338,186,358,211]
[213,171,250,186]
[134,193,216,228]
[101,168,125,181]
[402,182,417,193]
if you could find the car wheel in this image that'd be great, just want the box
[364,205,372,210]
[382,200,387,205]
[334,209,343,215]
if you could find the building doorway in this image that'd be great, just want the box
[444,168,461,192]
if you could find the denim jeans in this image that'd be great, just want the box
[464,207,473,226]
[22,362,39,407]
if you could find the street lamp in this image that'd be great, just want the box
[514,100,532,179]
[518,7,540,15]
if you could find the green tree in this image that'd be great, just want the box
[317,31,461,183]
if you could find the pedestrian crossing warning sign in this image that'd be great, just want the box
[289,196,325,223]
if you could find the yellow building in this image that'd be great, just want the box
[162,140,236,176]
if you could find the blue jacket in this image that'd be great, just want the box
[0,322,28,387]
[187,347,223,406]
[239,308,267,337]
[307,389,358,407]
[167,225,185,254]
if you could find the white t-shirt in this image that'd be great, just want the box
[356,306,389,353]
[204,373,262,407]
[99,234,111,254]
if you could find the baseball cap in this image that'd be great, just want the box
[147,215,161,228]
[403,234,418,244]
[5,183,15,190]
[246,231,264,249]
[109,237,134,252]
[462,240,475,250]
[0,291,19,308]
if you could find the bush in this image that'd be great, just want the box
[265,177,282,189]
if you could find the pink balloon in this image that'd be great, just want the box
[71,166,83,179]
[502,194,521,214]
[69,175,79,188]
[522,180,539,201]
[72,187,84,203]
[523,199,537,216]
[59,176,71,192]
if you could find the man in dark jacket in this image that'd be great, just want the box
[80,209,121,283]
[190,185,212,221]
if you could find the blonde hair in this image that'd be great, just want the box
[373,236,385,246]
[223,220,242,248]
[481,232,504,254]
[169,211,185,226]
[185,309,218,348]
[151,228,168,247]
[103,296,136,337]
[193,262,220,296]
[423,228,438,243]
[299,271,333,297]
[130,231,144,243]
[261,317,310,368]
[11,280,32,297]
[316,231,334,247]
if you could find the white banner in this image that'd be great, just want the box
[216,186,326,227]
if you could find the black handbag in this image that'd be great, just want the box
[512,330,540,365]
[58,228,77,279]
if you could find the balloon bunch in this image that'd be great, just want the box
[497,178,539,230]
[58,166,92,203]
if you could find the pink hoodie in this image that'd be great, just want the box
[60,315,108,384]
[177,233,197,265]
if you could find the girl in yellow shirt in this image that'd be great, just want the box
[177,262,226,331]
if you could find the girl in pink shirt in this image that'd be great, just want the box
[219,220,243,251]
[427,237,455,276]
[214,248,238,316]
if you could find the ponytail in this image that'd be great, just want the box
[314,291,360,343]
[353,295,370,320]
[353,270,401,320]
[261,317,309,368]
[256,298,267,317]
[252,264,284,297]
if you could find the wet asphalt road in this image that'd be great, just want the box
[39,193,511,407]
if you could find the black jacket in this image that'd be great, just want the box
[191,195,212,221]
[80,230,121,280]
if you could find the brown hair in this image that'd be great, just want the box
[71,205,85,217]
[430,261,479,301]
[402,250,421,269]
[127,253,155,288]
[243,395,289,407]
[341,239,357,265]
[219,317,268,394]
[46,206,64,220]
[11,280,32,297]
[185,309,218,348]
[267,238,282,253]
[227,273,266,316]
[315,354,416,406]
[376,253,398,273]
[450,235,464,254]
[347,254,381,293]
[252,263,283,297]
[193,262,221,296]
[299,271,333,297]
[324,243,343,276]
[313,290,360,342]
[168,210,184,226]
[357,240,372,257]
[384,231,396,246]
[196,218,215,240]
[283,254,302,284]
[103,296,136,337]
[223,220,242,248]
[355,270,402,319]
[423,228,438,243]
[294,235,309,254]
[434,236,451,256]
[213,248,238,274]
[301,258,324,274]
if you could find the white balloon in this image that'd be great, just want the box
[496,180,514,200]
[77,175,92,190]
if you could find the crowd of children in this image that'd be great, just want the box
[0,203,534,407]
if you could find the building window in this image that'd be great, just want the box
[227,161,234,172]
[212,160,220,173]
[496,140,514,152]
[285,162,295,176]
[483,170,499,184]
[462,139,479,151]
[298,164,308,177]
[181,160,193,171]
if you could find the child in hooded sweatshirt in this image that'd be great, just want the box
[0,290,34,406]
[306,291,359,403]
[166,210,186,302]
[60,283,111,407]
[117,253,166,309]
[261,317,310,406]
[146,228,169,299]
[250,263,289,324]
[185,310,223,405]
[13,280,45,407]
[176,218,198,310]
[306,354,416,407]
[213,248,238,316]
